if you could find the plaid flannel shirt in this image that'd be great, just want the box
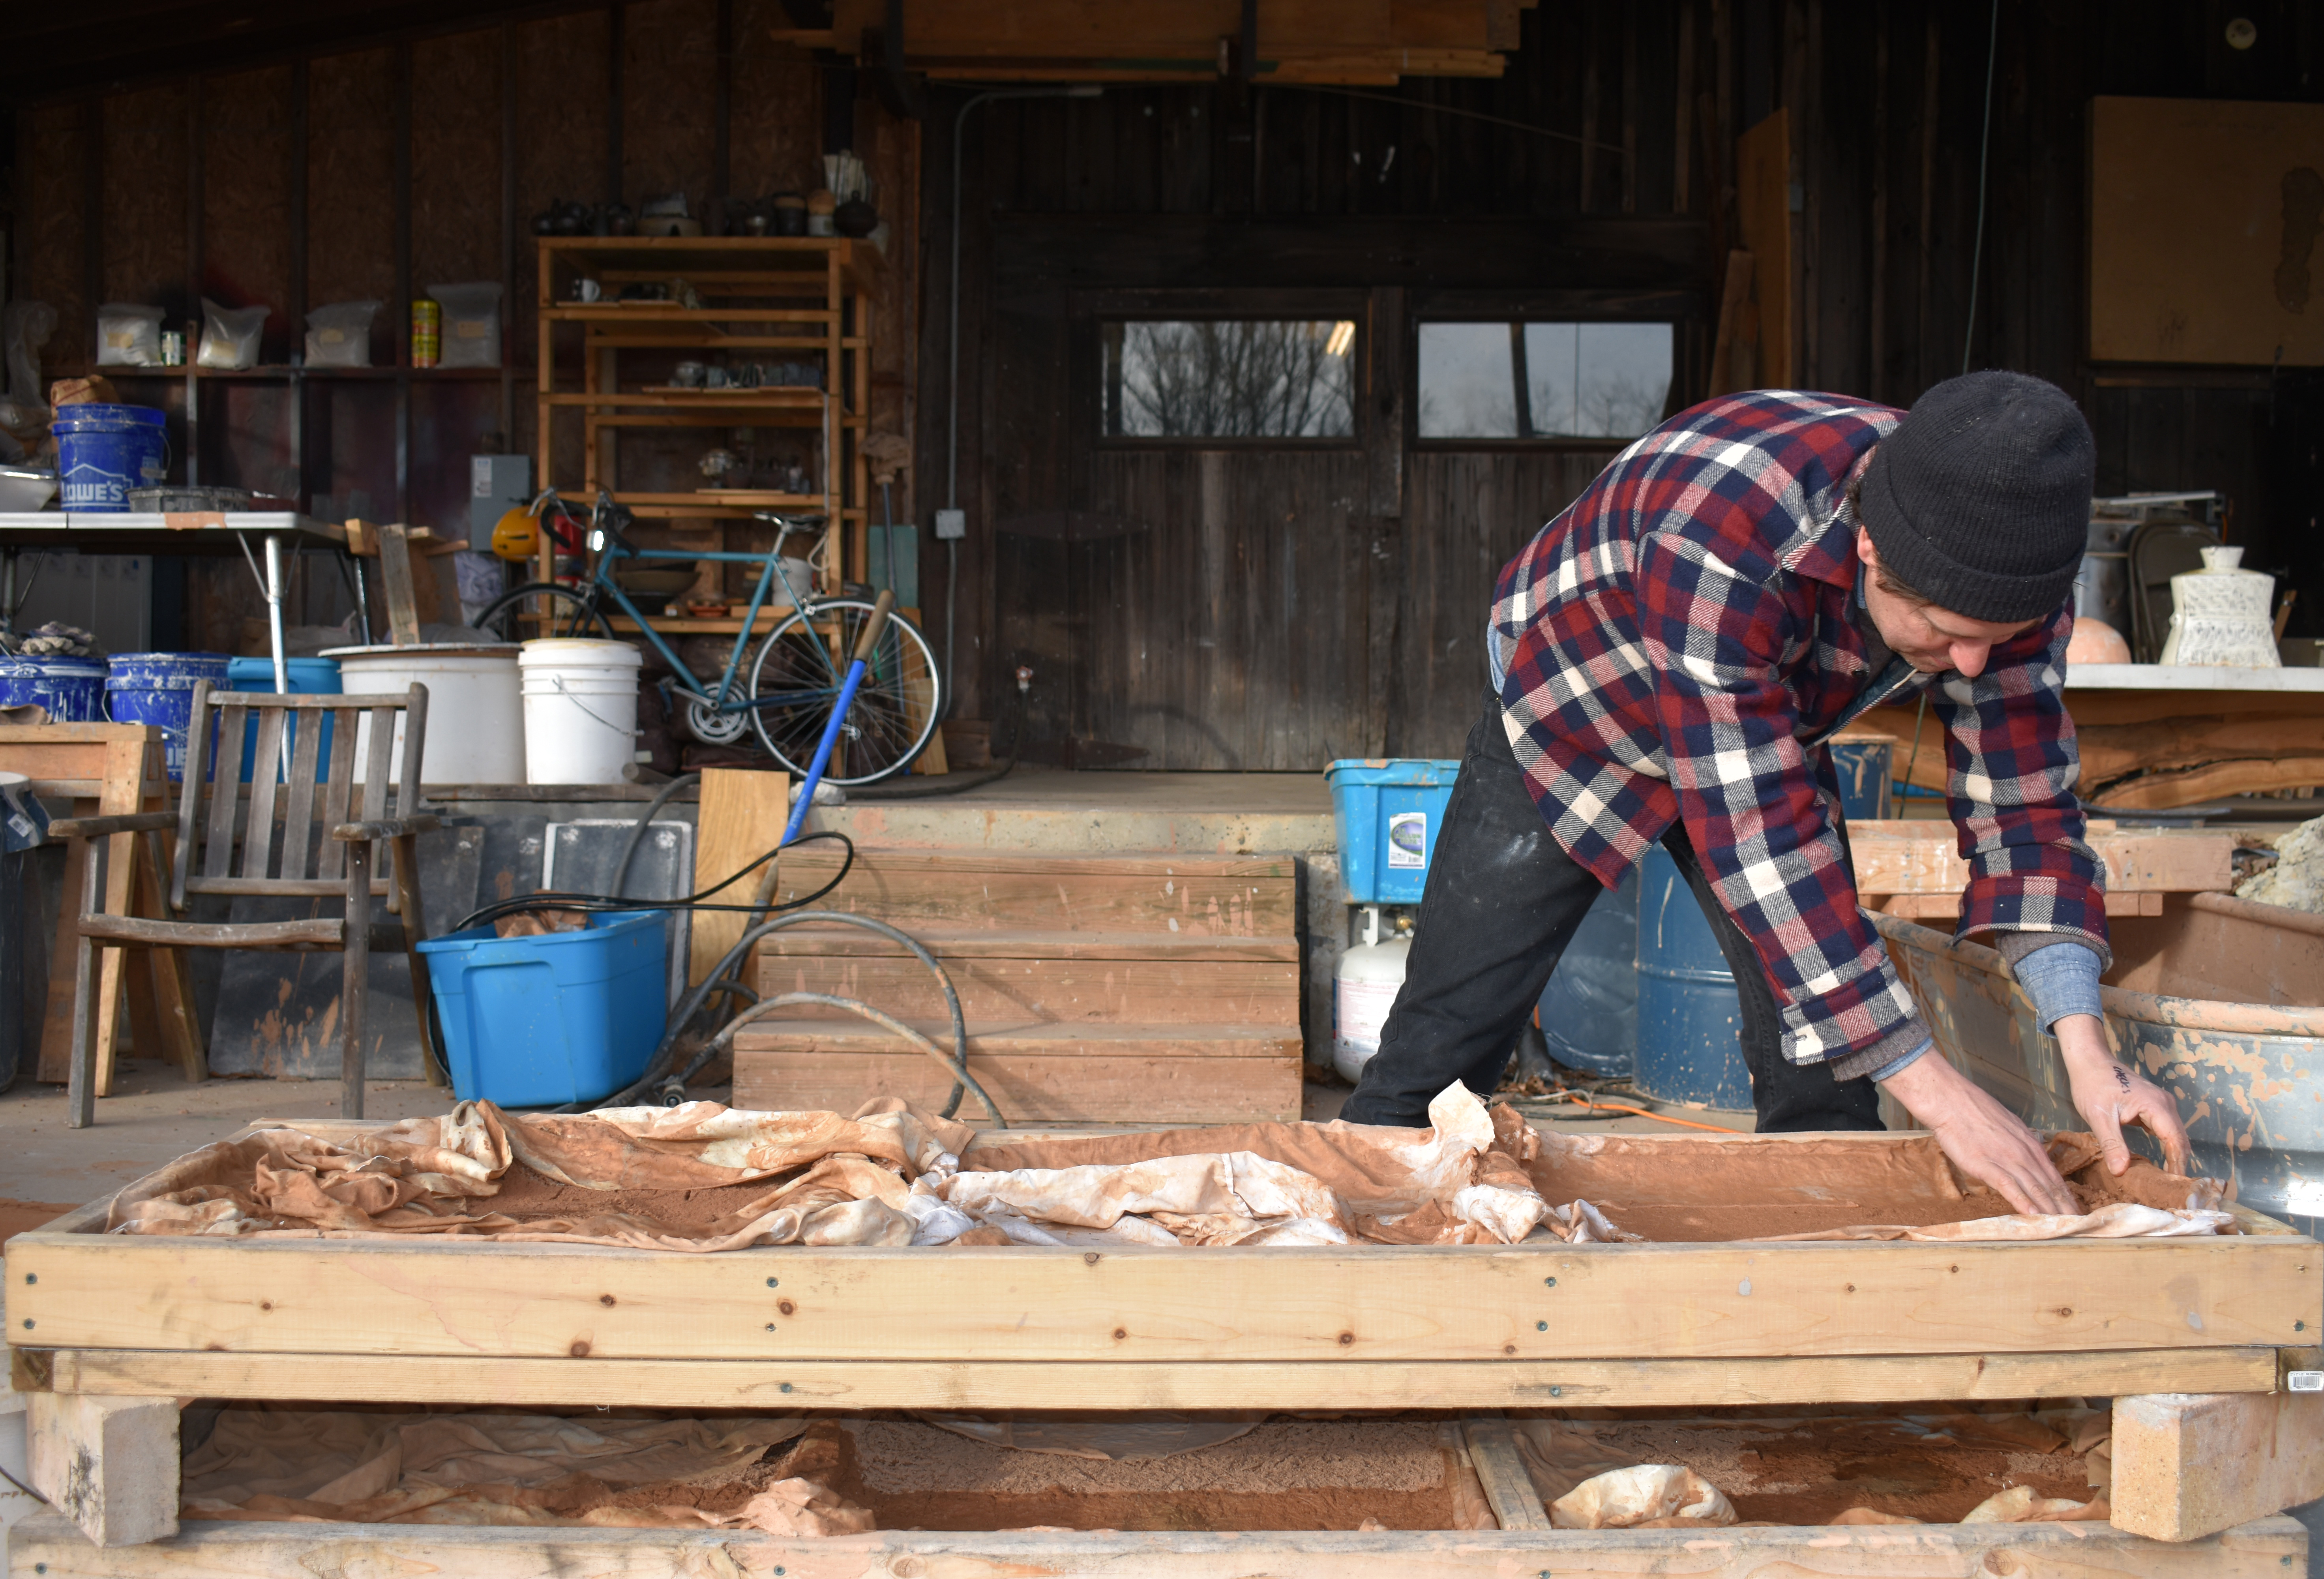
[1491,390,2108,1077]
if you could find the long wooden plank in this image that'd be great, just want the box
[766,927,1301,961]
[753,953,1301,1024]
[1461,1418,1554,1529]
[2112,1388,2324,1543]
[34,1345,2283,1412]
[1844,821,2232,895]
[8,1230,2313,1363]
[6,1511,2305,1579]
[690,767,790,986]
[775,850,1297,934]
[735,1047,1304,1124]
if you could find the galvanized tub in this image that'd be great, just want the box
[1872,895,2324,1234]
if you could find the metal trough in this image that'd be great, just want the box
[1872,894,2324,1234]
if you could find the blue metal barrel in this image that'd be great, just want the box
[1536,863,1638,1078]
[1634,842,1751,1109]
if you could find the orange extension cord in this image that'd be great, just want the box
[1528,1090,1742,1134]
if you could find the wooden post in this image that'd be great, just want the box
[372,521,426,645]
[341,838,371,1121]
[2111,1388,2324,1543]
[26,1391,179,1547]
[689,768,790,986]
[1460,1418,1553,1530]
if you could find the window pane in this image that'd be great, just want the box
[1102,320,1356,438]
[1417,321,1675,441]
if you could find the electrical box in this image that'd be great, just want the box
[933,508,966,541]
[468,456,533,550]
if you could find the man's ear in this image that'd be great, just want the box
[1855,530,1879,571]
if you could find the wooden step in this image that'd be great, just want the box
[760,926,1299,962]
[770,848,1297,936]
[755,950,1299,1026]
[731,1020,1304,1124]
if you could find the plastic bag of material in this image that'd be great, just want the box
[915,1412,1264,1460]
[429,282,502,368]
[198,298,268,370]
[1549,1465,1737,1530]
[1959,1485,2109,1524]
[305,300,380,368]
[96,302,165,366]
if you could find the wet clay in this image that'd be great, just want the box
[1524,1131,2221,1242]
[0,1200,79,1244]
[480,1166,812,1234]
[1550,1414,2096,1525]
[834,1420,1467,1531]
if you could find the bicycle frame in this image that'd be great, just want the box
[585,536,824,716]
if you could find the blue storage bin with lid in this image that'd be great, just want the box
[1325,758,1461,905]
[416,910,668,1107]
[227,656,340,782]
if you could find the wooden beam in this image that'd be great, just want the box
[1462,1418,1553,1529]
[4,1510,2305,1576]
[1844,822,2231,896]
[26,1392,178,1548]
[7,1227,2313,1363]
[31,1345,2285,1414]
[371,523,426,645]
[2111,1389,2324,1543]
[689,767,791,986]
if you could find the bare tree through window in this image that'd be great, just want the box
[1102,320,1356,438]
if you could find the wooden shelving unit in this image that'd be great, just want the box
[534,237,875,617]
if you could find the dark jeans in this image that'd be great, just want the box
[1340,690,1884,1133]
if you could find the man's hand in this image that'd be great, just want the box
[1880,1052,2077,1215]
[2054,1014,2191,1177]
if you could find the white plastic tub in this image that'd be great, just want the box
[321,643,525,786]
[519,639,643,785]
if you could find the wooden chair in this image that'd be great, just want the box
[49,681,443,1127]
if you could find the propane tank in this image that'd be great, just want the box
[1333,906,1412,1084]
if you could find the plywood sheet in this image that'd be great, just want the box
[100,83,189,313]
[410,31,503,290]
[622,0,717,212]
[305,49,397,344]
[2090,96,2324,367]
[22,103,92,369]
[201,66,294,363]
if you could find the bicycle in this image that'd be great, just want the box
[476,489,942,785]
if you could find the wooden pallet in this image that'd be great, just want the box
[735,850,1305,1121]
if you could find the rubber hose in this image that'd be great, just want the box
[609,771,701,899]
[595,910,969,1116]
[691,992,1005,1127]
[846,686,1024,801]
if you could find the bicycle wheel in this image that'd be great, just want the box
[748,599,941,785]
[474,581,611,642]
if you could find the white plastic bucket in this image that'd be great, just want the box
[322,643,525,786]
[519,639,643,785]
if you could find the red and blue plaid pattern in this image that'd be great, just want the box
[1492,390,2107,1073]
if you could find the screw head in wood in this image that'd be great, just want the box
[1536,1320,1548,1331]
[21,1273,31,1284]
[766,1277,779,1287]
[1543,1277,1555,1287]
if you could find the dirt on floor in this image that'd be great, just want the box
[831,1419,1477,1532]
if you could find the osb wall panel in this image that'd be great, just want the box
[410,30,502,294]
[305,49,397,362]
[728,1,820,200]
[20,103,91,369]
[622,0,716,213]
[862,111,918,523]
[99,82,187,317]
[200,66,293,364]
[514,8,609,370]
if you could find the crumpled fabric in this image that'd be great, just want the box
[1960,1485,2110,1524]
[108,1098,974,1251]
[1757,1199,2236,1241]
[1550,1465,1737,1529]
[179,1410,873,1536]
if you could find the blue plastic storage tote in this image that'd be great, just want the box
[227,656,340,782]
[1325,758,1460,905]
[416,910,668,1107]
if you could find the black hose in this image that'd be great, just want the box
[846,683,1025,801]
[681,990,1004,1127]
[589,908,972,1118]
[451,829,855,934]
[609,771,700,898]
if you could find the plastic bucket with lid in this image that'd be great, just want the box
[105,652,231,781]
[519,639,642,785]
[53,405,170,511]
[322,643,523,786]
[226,656,340,782]
[0,655,108,722]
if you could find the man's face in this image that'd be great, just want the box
[1855,533,2040,679]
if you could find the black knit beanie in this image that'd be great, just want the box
[1857,370,2093,623]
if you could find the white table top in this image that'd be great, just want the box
[2065,663,2324,692]
[0,511,336,537]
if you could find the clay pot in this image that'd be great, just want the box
[834,200,878,238]
[2065,615,2133,666]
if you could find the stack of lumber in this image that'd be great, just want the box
[1848,818,2231,919]
[733,848,1304,1123]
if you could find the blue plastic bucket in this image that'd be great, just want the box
[1325,759,1461,904]
[0,655,109,722]
[227,656,340,783]
[105,652,230,781]
[52,405,169,512]
[1634,842,1751,1110]
[417,910,669,1107]
[1536,863,1640,1078]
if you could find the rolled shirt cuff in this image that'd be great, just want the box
[1826,1016,1935,1082]
[2008,939,2106,1032]
[1865,1037,1934,1084]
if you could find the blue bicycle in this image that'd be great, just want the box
[478,490,941,785]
